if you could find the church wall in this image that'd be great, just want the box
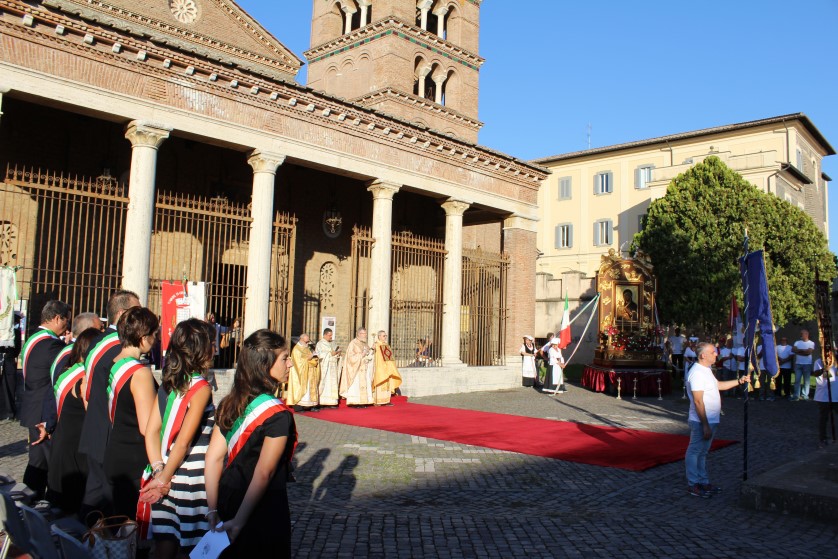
[462,222,501,253]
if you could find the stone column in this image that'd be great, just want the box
[244,150,285,336]
[418,0,433,30]
[440,199,470,366]
[367,180,400,339]
[358,0,370,25]
[433,5,449,39]
[122,121,171,304]
[0,86,10,123]
[502,216,538,361]
[433,73,448,105]
[342,4,357,34]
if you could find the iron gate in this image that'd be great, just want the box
[461,248,509,366]
[0,165,295,337]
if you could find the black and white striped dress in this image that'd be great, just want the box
[151,388,214,549]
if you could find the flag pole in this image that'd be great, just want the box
[740,228,750,482]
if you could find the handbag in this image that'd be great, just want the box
[83,513,138,559]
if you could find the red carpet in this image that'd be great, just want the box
[310,398,736,471]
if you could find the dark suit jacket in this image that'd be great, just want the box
[19,328,65,428]
[78,328,122,463]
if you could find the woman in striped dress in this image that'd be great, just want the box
[140,319,215,558]
[46,327,99,513]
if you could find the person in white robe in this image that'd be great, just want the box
[316,328,342,407]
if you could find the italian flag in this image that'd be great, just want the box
[558,292,571,349]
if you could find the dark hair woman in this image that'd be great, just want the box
[46,327,100,513]
[103,307,159,524]
[205,329,297,558]
[141,319,216,558]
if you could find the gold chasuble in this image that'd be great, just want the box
[339,337,374,405]
[288,342,321,408]
[372,341,402,405]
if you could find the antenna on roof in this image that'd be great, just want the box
[587,123,592,150]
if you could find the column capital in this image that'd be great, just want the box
[125,121,172,149]
[367,180,401,200]
[441,199,470,217]
[503,215,538,232]
[432,4,450,16]
[248,150,286,175]
[432,73,448,84]
[417,0,434,10]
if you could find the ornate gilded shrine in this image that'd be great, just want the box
[594,250,664,368]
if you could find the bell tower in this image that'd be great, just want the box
[305,1,484,142]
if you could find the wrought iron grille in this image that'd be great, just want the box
[2,165,128,331]
[390,231,445,368]
[2,165,295,342]
[349,226,373,337]
[461,248,510,366]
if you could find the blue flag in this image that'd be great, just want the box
[739,250,778,376]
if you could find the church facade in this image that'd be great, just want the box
[0,0,547,373]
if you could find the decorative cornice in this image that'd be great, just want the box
[304,17,484,71]
[40,0,302,80]
[0,4,547,190]
[352,88,483,131]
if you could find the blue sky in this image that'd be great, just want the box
[237,0,838,251]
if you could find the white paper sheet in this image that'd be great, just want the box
[189,525,230,559]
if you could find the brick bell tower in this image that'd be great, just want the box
[305,0,484,142]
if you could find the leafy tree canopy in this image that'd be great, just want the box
[633,156,835,332]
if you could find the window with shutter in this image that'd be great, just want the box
[594,172,613,195]
[555,224,573,249]
[558,177,572,200]
[636,165,653,189]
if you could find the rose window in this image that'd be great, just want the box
[169,0,199,24]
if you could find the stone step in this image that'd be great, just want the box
[740,443,838,522]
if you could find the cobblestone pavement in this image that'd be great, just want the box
[1,384,836,558]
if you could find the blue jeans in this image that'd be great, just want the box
[793,363,813,400]
[685,421,718,486]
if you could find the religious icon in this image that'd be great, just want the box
[615,285,639,323]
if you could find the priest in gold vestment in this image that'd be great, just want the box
[372,330,402,406]
[339,328,374,406]
[288,333,321,411]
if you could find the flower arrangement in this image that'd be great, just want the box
[601,326,660,352]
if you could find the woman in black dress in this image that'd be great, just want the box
[205,329,297,558]
[103,307,159,521]
[47,327,99,513]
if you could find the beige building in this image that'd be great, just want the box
[530,114,834,359]
[0,0,548,392]
[533,114,833,280]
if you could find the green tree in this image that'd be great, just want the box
[633,156,835,332]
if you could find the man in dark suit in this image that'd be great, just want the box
[78,290,139,517]
[20,300,70,499]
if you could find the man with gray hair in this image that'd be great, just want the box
[50,312,104,390]
[20,299,71,499]
[685,342,749,498]
[339,328,374,407]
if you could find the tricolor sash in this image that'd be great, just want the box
[160,375,211,460]
[108,357,145,423]
[54,362,85,419]
[85,330,119,401]
[21,328,58,381]
[138,374,210,541]
[51,344,73,382]
[225,393,293,469]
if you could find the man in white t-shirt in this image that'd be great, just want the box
[716,338,736,385]
[792,329,816,401]
[775,337,794,399]
[667,328,686,379]
[685,342,750,498]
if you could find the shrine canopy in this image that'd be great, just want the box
[594,249,664,369]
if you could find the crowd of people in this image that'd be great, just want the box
[15,290,403,557]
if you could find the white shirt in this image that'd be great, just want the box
[776,344,793,369]
[733,346,746,371]
[668,335,685,355]
[687,362,722,424]
[794,340,815,365]
[684,347,697,368]
[815,365,838,403]
[718,347,734,369]
[548,346,564,366]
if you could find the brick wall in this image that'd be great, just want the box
[502,224,537,357]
